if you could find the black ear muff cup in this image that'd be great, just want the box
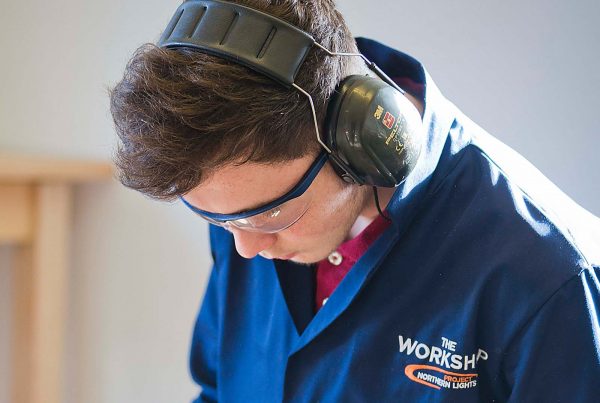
[325,75,423,187]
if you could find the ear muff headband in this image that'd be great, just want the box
[159,0,314,87]
[158,0,419,187]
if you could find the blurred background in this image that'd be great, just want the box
[0,0,598,402]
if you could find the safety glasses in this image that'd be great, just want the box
[181,151,329,233]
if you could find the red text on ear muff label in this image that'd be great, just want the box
[385,116,408,158]
[382,111,396,129]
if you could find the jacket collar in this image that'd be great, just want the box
[276,39,463,337]
[356,37,460,228]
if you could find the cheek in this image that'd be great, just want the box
[283,209,326,239]
[288,186,359,238]
[316,184,362,226]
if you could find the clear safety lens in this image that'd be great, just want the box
[214,189,313,233]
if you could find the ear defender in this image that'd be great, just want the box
[324,75,424,188]
[157,0,424,188]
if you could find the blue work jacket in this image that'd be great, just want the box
[189,38,600,402]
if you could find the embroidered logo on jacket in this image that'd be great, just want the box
[398,335,488,390]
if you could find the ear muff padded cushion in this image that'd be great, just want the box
[324,75,367,182]
[325,75,364,154]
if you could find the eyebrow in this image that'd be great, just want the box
[189,173,299,216]
[228,194,283,215]
[226,152,326,214]
[183,151,328,219]
[180,190,286,216]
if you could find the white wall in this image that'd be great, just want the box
[0,0,598,402]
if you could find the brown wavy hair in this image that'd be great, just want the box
[109,0,361,200]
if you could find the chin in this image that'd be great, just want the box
[286,253,314,266]
[291,250,331,266]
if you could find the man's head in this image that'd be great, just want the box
[109,0,409,263]
[110,0,363,201]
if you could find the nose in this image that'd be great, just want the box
[229,228,277,259]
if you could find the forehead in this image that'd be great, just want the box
[184,154,317,215]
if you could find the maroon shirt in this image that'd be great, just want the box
[315,213,391,312]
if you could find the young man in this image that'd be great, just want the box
[110,0,600,401]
